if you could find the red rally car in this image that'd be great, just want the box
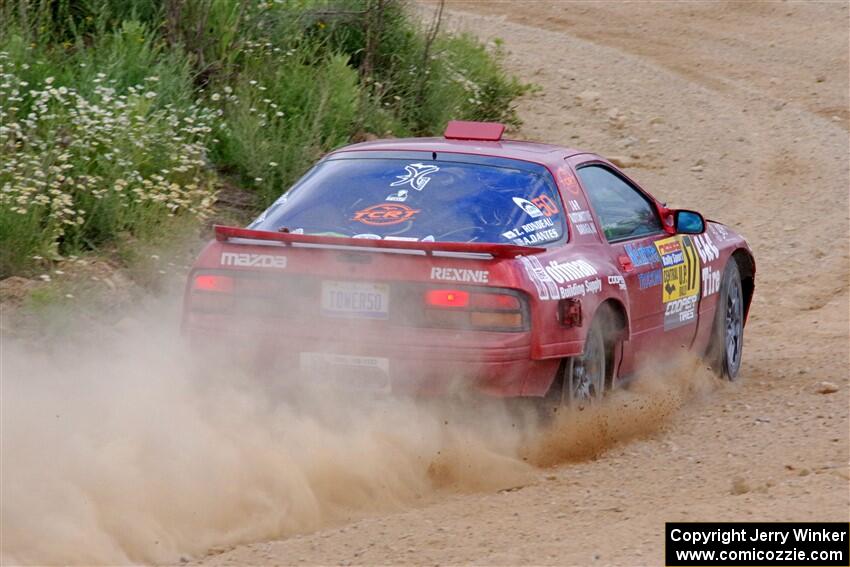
[183,121,755,404]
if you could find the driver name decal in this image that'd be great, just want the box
[352,203,420,226]
[654,235,700,330]
[502,217,559,245]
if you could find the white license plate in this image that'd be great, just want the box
[299,352,391,391]
[321,281,389,319]
[299,352,390,374]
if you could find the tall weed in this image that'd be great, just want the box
[0,0,528,276]
[0,51,216,276]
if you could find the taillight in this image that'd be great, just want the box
[190,273,235,312]
[193,274,234,293]
[469,311,523,328]
[425,289,470,308]
[423,288,526,331]
[470,293,520,310]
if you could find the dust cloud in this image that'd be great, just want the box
[1,296,718,565]
[526,355,720,467]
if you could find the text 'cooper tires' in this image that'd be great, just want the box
[709,260,744,380]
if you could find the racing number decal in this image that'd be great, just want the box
[654,235,700,330]
[531,195,559,217]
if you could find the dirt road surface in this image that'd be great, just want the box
[199,2,849,565]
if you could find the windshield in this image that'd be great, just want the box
[249,157,566,246]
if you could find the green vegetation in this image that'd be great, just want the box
[0,0,528,278]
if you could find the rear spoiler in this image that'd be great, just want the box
[214,225,544,259]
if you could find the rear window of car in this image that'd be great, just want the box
[250,157,565,246]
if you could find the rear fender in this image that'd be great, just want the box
[515,249,632,360]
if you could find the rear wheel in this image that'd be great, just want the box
[565,320,607,406]
[708,261,744,379]
[536,306,621,420]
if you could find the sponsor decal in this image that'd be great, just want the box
[531,194,559,217]
[657,239,682,256]
[520,257,601,301]
[557,277,602,299]
[566,204,596,236]
[353,233,435,242]
[662,249,684,268]
[608,275,627,291]
[624,242,661,267]
[512,197,544,218]
[557,167,581,194]
[569,210,593,223]
[709,223,730,241]
[430,267,490,284]
[694,233,720,264]
[385,189,408,202]
[575,222,597,235]
[390,163,439,191]
[702,266,721,297]
[664,295,698,325]
[638,269,662,289]
[658,240,684,268]
[654,235,700,330]
[584,277,602,295]
[352,203,420,226]
[545,259,598,284]
[220,251,287,269]
[520,256,559,300]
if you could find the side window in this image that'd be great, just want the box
[576,165,663,242]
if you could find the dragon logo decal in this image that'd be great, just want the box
[390,163,440,192]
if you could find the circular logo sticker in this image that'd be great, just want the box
[352,203,421,226]
[557,167,580,194]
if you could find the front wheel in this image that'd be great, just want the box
[708,260,744,379]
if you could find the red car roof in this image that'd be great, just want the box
[329,120,586,167]
[333,137,584,165]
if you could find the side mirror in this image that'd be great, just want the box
[674,209,705,234]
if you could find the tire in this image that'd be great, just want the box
[708,260,745,380]
[563,309,614,407]
[535,307,619,421]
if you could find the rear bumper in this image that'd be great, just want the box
[183,314,556,397]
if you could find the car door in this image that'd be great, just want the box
[572,162,700,358]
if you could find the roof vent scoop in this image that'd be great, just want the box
[443,120,505,141]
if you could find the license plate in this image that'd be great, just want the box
[299,352,390,374]
[299,352,390,391]
[321,281,389,319]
